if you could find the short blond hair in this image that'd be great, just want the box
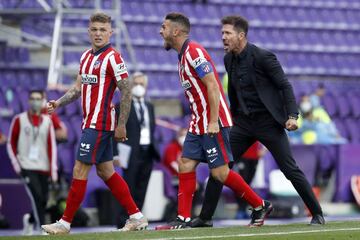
[90,12,111,24]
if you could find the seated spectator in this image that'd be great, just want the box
[310,83,326,109]
[291,94,347,144]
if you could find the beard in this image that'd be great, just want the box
[164,42,171,51]
[163,38,172,51]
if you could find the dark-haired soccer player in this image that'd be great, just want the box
[158,12,272,229]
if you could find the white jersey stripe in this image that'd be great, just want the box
[90,51,114,128]
[185,52,208,133]
[81,53,92,128]
[186,91,200,135]
[83,54,100,128]
[110,108,115,131]
[220,95,233,125]
[80,49,91,63]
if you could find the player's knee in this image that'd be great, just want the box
[210,165,230,183]
[178,158,196,173]
[72,161,91,179]
[96,167,114,181]
[96,168,108,180]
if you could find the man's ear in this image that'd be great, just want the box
[238,31,246,40]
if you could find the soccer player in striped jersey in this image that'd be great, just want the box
[158,13,272,229]
[41,13,147,234]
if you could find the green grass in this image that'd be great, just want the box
[2,221,360,240]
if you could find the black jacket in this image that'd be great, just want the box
[225,43,298,127]
[114,100,160,161]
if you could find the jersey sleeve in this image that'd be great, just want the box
[109,52,129,82]
[6,116,21,174]
[50,113,62,130]
[185,46,213,79]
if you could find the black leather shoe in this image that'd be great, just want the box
[310,214,325,225]
[190,217,213,228]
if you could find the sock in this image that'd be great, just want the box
[199,175,223,221]
[105,172,139,215]
[59,219,71,230]
[178,172,196,220]
[130,212,144,220]
[61,178,87,223]
[224,170,263,208]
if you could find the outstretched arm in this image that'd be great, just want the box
[48,75,82,113]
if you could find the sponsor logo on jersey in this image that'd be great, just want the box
[116,63,127,75]
[192,57,207,68]
[181,80,192,90]
[81,74,98,85]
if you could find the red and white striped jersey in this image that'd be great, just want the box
[178,40,232,135]
[79,44,129,131]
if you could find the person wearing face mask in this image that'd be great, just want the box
[7,90,57,235]
[113,72,160,228]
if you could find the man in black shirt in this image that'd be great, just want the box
[191,15,325,227]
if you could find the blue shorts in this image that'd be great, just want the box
[76,128,114,165]
[182,127,233,169]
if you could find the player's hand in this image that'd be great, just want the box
[47,100,58,114]
[207,121,220,137]
[115,125,128,142]
[285,118,298,131]
[113,157,122,168]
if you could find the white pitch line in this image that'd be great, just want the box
[145,227,360,240]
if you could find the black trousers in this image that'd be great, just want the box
[199,112,322,220]
[235,158,259,211]
[116,146,153,228]
[22,169,49,227]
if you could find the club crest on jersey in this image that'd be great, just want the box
[202,63,211,73]
[81,74,98,85]
[93,59,102,70]
[192,57,207,68]
[181,80,191,90]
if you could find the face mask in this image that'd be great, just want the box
[177,135,186,146]
[132,85,146,98]
[30,100,43,112]
[6,90,14,103]
[300,101,312,113]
